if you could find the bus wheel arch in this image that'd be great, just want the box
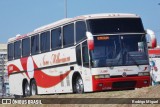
[30,78,38,96]
[22,79,30,97]
[72,72,84,93]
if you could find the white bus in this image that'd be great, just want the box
[7,13,152,97]
[146,29,160,86]
[149,48,160,85]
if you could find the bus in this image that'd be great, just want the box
[145,29,160,86]
[7,13,153,97]
[149,48,160,85]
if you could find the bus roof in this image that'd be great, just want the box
[8,13,139,43]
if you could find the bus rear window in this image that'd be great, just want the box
[87,18,145,35]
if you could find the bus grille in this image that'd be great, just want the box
[112,81,136,88]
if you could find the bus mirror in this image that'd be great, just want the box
[138,42,145,52]
[86,32,94,50]
[146,29,157,48]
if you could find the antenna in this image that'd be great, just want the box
[64,0,67,18]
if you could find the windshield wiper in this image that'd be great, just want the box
[127,52,140,67]
[122,43,140,67]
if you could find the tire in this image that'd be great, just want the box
[75,76,84,93]
[24,82,30,97]
[30,80,37,96]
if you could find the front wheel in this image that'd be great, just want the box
[75,77,84,93]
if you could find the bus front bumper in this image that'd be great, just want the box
[92,76,150,91]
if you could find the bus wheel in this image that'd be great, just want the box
[30,80,37,96]
[24,82,30,97]
[75,77,84,93]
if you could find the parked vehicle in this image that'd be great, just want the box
[147,29,160,86]
[149,48,160,85]
[7,13,153,97]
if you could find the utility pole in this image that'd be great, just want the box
[65,0,67,18]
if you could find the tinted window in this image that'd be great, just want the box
[51,28,62,50]
[76,21,86,43]
[82,41,89,67]
[91,35,148,68]
[76,45,81,65]
[8,43,14,61]
[14,40,21,59]
[88,18,144,35]
[40,31,50,52]
[31,34,39,55]
[22,38,30,57]
[63,23,74,47]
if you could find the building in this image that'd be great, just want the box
[0,43,8,97]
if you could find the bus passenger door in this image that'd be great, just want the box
[76,41,92,92]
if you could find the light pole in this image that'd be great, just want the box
[64,0,67,18]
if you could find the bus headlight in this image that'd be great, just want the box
[138,72,150,76]
[94,74,110,79]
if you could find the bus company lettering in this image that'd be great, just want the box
[100,70,108,73]
[118,69,133,72]
[43,56,49,66]
[43,53,70,66]
[51,53,70,64]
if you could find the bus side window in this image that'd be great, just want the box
[51,28,62,50]
[14,40,21,59]
[76,21,86,43]
[76,45,82,65]
[8,43,14,61]
[22,37,30,57]
[40,31,50,52]
[31,34,39,55]
[82,41,89,67]
[63,23,74,47]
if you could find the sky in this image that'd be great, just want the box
[0,0,160,44]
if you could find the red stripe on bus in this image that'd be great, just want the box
[32,58,71,88]
[8,64,20,76]
[148,49,160,55]
[20,57,30,79]
[34,70,71,88]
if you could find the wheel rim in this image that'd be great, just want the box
[31,83,36,95]
[76,77,84,93]
[24,83,30,96]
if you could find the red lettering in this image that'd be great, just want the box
[51,53,70,64]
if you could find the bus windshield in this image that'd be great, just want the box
[87,18,145,34]
[91,35,149,67]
